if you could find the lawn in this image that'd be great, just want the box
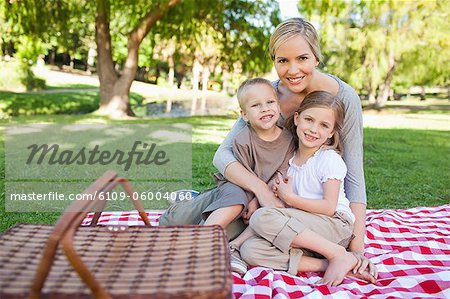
[1,112,449,232]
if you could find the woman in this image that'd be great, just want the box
[212,18,376,278]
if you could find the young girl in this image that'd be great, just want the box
[238,91,363,286]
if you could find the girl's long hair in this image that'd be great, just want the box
[285,91,345,155]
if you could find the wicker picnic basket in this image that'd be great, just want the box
[0,171,232,299]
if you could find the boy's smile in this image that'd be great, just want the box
[241,84,281,135]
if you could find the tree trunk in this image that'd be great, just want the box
[200,64,210,115]
[420,86,426,101]
[367,87,376,105]
[375,51,396,108]
[95,0,181,118]
[49,47,56,65]
[168,55,175,86]
[166,55,175,113]
[222,68,230,94]
[191,58,201,115]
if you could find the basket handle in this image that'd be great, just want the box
[30,171,151,299]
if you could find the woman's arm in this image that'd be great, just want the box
[213,117,284,207]
[212,117,247,174]
[339,82,377,277]
[349,203,366,252]
[340,84,367,251]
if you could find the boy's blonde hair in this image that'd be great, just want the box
[237,78,277,110]
[285,91,345,154]
[269,18,322,63]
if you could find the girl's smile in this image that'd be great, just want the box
[294,106,335,153]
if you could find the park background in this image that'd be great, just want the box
[0,0,448,232]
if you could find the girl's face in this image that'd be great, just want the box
[294,106,335,151]
[274,35,319,94]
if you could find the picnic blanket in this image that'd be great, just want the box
[82,204,450,298]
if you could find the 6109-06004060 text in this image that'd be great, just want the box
[25,141,170,171]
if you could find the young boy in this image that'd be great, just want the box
[158,78,294,273]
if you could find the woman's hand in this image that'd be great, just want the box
[351,251,378,283]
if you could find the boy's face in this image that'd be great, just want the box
[241,84,281,132]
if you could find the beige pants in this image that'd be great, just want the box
[240,207,354,275]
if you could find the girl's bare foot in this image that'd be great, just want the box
[317,251,357,286]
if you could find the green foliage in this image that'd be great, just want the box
[4,0,94,73]
[157,0,280,75]
[19,67,46,91]
[298,0,449,104]
[0,61,26,91]
[0,60,45,92]
[15,36,45,64]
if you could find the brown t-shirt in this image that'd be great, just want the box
[215,124,295,201]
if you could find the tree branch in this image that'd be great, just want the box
[121,0,182,83]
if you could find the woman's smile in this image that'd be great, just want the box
[274,35,318,93]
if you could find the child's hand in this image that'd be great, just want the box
[274,173,295,205]
[242,198,260,223]
[351,251,378,282]
[255,185,285,208]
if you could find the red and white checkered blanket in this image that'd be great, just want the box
[82,204,450,298]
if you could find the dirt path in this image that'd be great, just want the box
[363,114,449,131]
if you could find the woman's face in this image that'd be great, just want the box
[274,35,319,94]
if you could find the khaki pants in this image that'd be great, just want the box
[240,207,354,275]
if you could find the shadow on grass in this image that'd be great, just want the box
[0,91,145,117]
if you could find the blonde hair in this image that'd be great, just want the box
[237,78,277,110]
[269,18,322,63]
[285,91,345,154]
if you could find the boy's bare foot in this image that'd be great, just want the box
[317,251,357,286]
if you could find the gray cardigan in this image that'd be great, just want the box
[213,75,367,205]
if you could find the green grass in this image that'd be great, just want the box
[45,84,98,90]
[0,114,449,232]
[0,91,144,117]
[0,114,235,232]
[364,128,449,209]
[0,91,100,116]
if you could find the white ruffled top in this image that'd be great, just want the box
[287,149,355,223]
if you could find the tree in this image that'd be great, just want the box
[94,0,181,117]
[298,0,449,107]
[5,0,279,117]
